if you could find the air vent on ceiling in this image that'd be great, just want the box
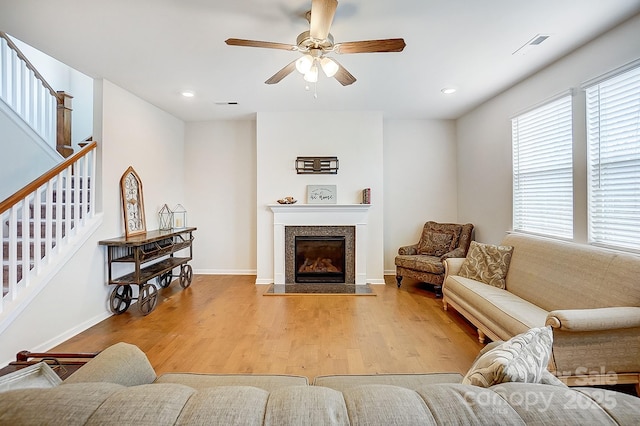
[214,101,238,105]
[513,34,550,56]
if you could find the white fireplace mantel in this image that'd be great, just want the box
[269,204,371,284]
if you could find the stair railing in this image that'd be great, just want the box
[0,31,71,156]
[0,141,97,313]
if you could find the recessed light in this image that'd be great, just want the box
[181,91,195,98]
[441,88,457,95]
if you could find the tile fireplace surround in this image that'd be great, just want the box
[269,204,371,285]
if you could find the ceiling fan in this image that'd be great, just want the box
[225,0,406,86]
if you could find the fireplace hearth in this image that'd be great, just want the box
[295,236,345,283]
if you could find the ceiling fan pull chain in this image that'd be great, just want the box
[314,82,318,99]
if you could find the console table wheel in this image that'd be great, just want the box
[109,285,132,314]
[179,264,193,288]
[138,283,158,315]
[157,271,172,288]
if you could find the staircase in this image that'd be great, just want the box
[0,31,99,331]
[1,142,97,314]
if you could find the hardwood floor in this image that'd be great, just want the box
[52,275,484,381]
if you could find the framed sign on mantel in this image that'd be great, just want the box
[307,185,337,204]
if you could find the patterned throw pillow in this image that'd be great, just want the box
[418,232,454,256]
[458,241,513,289]
[462,326,554,387]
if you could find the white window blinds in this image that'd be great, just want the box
[586,65,640,252]
[512,95,573,238]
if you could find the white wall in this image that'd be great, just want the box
[382,119,458,273]
[256,111,385,284]
[182,115,457,279]
[457,14,640,244]
[0,105,59,200]
[13,36,94,149]
[0,79,185,364]
[184,120,257,274]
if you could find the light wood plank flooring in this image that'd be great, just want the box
[52,275,484,381]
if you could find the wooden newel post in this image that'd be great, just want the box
[56,91,74,158]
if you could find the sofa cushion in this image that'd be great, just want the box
[458,241,514,289]
[418,232,454,256]
[445,275,548,338]
[176,386,269,425]
[462,326,553,387]
[265,385,349,426]
[416,383,520,424]
[493,383,623,425]
[395,255,444,274]
[313,373,462,392]
[417,222,461,256]
[86,383,194,424]
[342,384,437,425]
[64,342,157,386]
[500,233,640,310]
[0,382,124,424]
[156,373,308,392]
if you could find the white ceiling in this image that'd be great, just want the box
[1,0,639,122]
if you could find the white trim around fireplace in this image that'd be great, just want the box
[269,204,372,285]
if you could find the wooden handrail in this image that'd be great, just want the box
[0,31,61,101]
[0,141,97,214]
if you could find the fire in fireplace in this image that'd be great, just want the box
[295,236,346,283]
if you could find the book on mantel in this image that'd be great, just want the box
[362,188,371,204]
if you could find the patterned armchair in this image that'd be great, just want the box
[395,221,474,297]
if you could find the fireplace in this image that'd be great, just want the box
[269,204,371,285]
[295,236,346,283]
[284,225,355,284]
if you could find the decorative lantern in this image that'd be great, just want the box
[173,204,187,229]
[158,204,173,230]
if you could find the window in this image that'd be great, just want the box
[586,64,640,252]
[512,94,573,239]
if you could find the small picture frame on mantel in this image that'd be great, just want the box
[307,185,337,204]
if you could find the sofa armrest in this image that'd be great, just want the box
[63,342,157,386]
[443,257,465,277]
[546,307,640,332]
[398,244,419,255]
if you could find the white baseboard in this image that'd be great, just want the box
[34,310,112,354]
[194,269,257,275]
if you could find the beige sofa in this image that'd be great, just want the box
[443,233,640,392]
[2,342,640,425]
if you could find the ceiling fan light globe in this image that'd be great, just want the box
[320,57,339,77]
[295,55,314,74]
[304,65,319,83]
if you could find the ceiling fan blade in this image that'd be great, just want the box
[336,38,406,54]
[225,38,297,51]
[309,0,338,40]
[265,60,297,84]
[331,60,356,86]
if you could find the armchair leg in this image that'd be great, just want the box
[396,276,402,288]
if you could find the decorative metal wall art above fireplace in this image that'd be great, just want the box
[295,156,339,174]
